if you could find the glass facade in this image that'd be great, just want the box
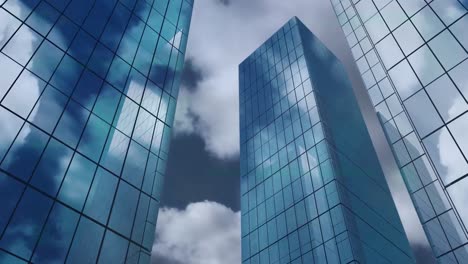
[0,0,192,263]
[330,0,468,262]
[239,17,414,264]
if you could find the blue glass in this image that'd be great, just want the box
[240,17,414,264]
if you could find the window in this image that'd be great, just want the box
[365,13,389,43]
[0,53,22,99]
[404,89,442,137]
[381,0,406,30]
[29,86,67,133]
[0,106,23,161]
[430,0,466,26]
[376,35,404,70]
[77,114,110,162]
[393,20,424,56]
[67,216,104,264]
[449,59,468,100]
[448,177,468,228]
[0,188,52,260]
[423,127,468,185]
[411,6,444,41]
[449,113,468,158]
[98,230,129,264]
[430,30,467,70]
[54,101,90,148]
[2,25,42,66]
[109,181,139,237]
[2,69,46,118]
[32,203,79,263]
[30,138,73,196]
[426,75,467,122]
[450,15,468,50]
[408,46,444,86]
[84,168,118,224]
[50,55,84,96]
[58,153,96,211]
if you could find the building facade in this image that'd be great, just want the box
[0,0,192,263]
[330,0,468,262]
[239,17,414,264]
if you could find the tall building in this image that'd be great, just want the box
[0,0,192,263]
[239,17,415,264]
[330,0,468,262]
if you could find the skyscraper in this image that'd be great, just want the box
[0,0,192,263]
[239,17,414,263]
[330,0,468,262]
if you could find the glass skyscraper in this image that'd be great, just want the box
[239,17,414,264]
[0,0,192,263]
[330,0,468,262]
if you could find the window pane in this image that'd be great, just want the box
[98,230,129,264]
[389,60,421,100]
[84,167,118,224]
[408,46,444,86]
[109,181,139,237]
[404,89,442,137]
[0,53,22,99]
[0,188,52,260]
[423,127,468,185]
[448,177,468,228]
[394,20,424,56]
[67,217,104,264]
[376,34,404,70]
[411,6,444,41]
[429,30,467,70]
[58,153,96,211]
[32,203,79,263]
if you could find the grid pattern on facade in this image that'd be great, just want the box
[330,0,468,262]
[239,18,414,264]
[0,0,192,263]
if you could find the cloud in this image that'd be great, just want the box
[174,0,348,160]
[152,201,240,264]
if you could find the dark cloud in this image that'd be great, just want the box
[181,58,204,91]
[162,134,240,211]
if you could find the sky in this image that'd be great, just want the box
[151,0,434,263]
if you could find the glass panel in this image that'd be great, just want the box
[411,6,444,41]
[404,89,442,137]
[429,30,467,70]
[58,153,96,211]
[0,188,52,260]
[423,127,468,185]
[375,34,404,70]
[98,230,129,264]
[430,0,466,25]
[450,15,468,50]
[0,53,22,99]
[2,69,46,118]
[32,203,79,263]
[426,75,468,122]
[408,46,444,86]
[393,20,424,56]
[449,113,468,158]
[2,25,42,66]
[381,0,406,30]
[67,217,104,264]
[365,13,389,43]
[109,181,139,237]
[84,168,118,224]
[449,59,468,100]
[389,60,421,100]
[448,177,468,228]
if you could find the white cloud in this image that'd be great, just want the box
[174,0,348,160]
[152,201,240,264]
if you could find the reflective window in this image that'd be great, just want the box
[389,60,421,100]
[0,188,52,260]
[449,113,468,158]
[430,0,466,26]
[393,20,424,56]
[423,127,468,185]
[365,13,389,43]
[429,30,467,70]
[404,89,442,137]
[109,181,139,237]
[448,177,468,228]
[408,46,444,86]
[376,34,404,69]
[381,1,406,30]
[84,168,118,225]
[449,59,468,100]
[98,230,129,264]
[67,217,104,264]
[411,6,444,41]
[426,75,468,122]
[450,15,468,50]
[58,153,96,211]
[32,203,79,263]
